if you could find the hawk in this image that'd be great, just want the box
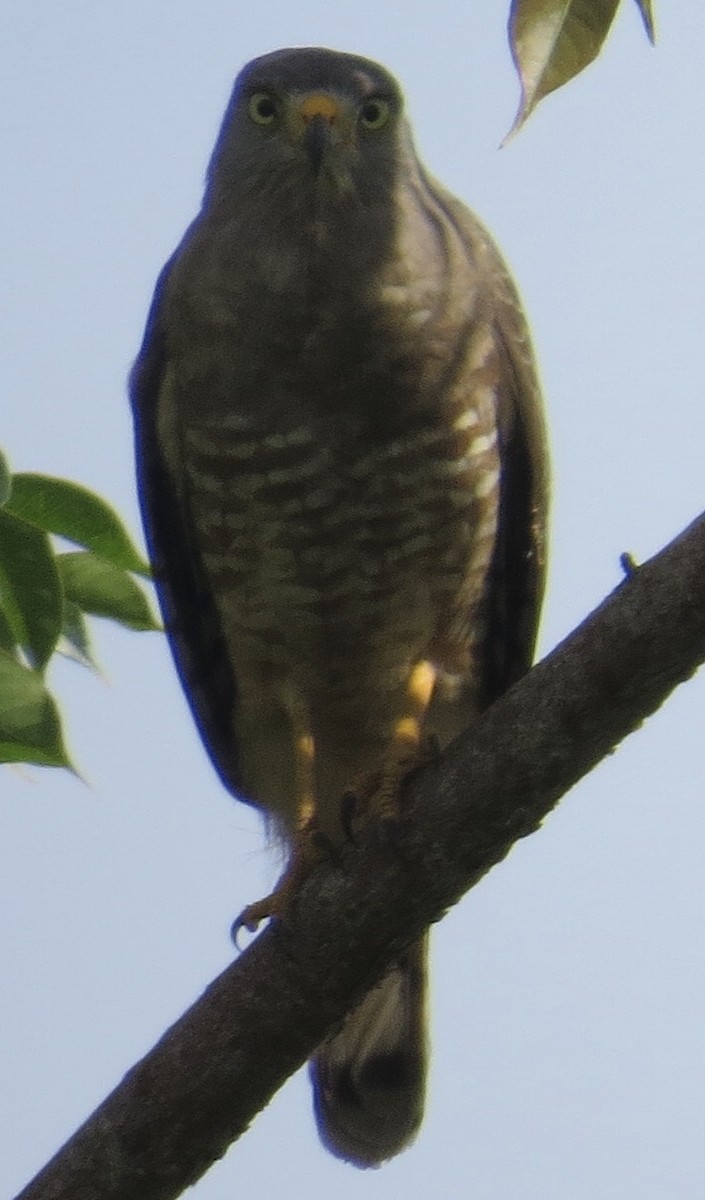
[131,47,548,1168]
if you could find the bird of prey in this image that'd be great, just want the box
[131,46,548,1168]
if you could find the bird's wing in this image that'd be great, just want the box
[130,259,245,800]
[444,193,550,704]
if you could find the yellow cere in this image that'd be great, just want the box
[298,92,341,121]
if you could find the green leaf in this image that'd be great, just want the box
[634,0,655,43]
[0,449,11,506]
[0,604,16,653]
[0,508,63,669]
[0,649,72,768]
[57,551,161,632]
[59,600,100,670]
[507,0,621,136]
[6,474,150,575]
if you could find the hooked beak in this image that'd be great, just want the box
[304,114,332,174]
[298,92,341,175]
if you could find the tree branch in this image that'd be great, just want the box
[15,512,705,1200]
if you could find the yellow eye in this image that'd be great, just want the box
[248,92,278,125]
[359,97,390,130]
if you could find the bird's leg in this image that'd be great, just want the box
[234,688,327,935]
[375,659,439,819]
[234,664,439,934]
[345,660,438,830]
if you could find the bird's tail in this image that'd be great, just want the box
[309,935,427,1168]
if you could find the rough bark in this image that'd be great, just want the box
[15,511,705,1200]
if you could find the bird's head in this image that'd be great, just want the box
[205,47,409,214]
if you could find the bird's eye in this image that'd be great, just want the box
[248,92,279,125]
[359,97,391,130]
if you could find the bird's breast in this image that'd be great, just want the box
[166,214,502,693]
[181,385,500,694]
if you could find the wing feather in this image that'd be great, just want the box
[130,261,245,799]
[442,191,549,702]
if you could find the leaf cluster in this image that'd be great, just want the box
[0,449,159,770]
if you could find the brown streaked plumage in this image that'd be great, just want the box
[131,47,548,1168]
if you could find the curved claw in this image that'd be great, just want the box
[231,892,281,945]
[230,819,332,947]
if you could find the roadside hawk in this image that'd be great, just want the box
[131,47,548,1168]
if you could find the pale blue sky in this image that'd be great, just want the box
[2,3,704,1198]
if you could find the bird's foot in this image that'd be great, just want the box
[342,733,441,839]
[342,658,439,839]
[232,819,331,939]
